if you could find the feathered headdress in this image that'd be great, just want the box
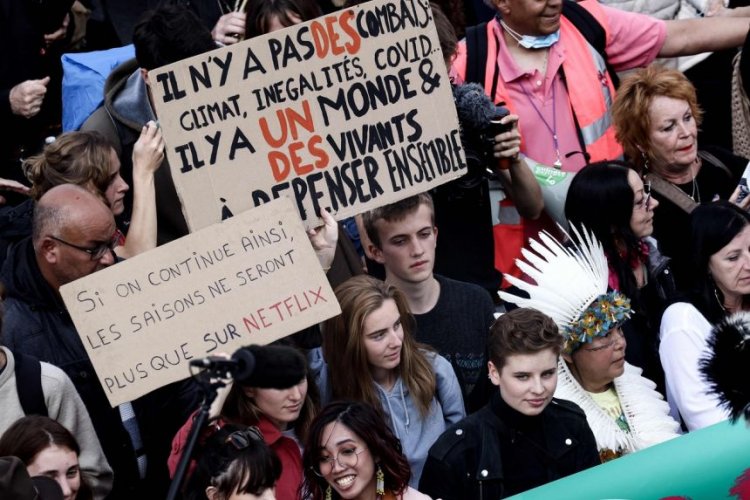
[700,312,750,422]
[499,225,631,353]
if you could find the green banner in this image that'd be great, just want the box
[509,420,750,499]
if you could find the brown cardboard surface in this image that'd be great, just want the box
[150,0,465,231]
[60,198,340,407]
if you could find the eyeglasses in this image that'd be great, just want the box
[581,328,625,352]
[634,181,652,210]
[313,446,368,477]
[50,230,121,260]
[225,427,264,450]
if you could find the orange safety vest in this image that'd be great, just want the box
[464,1,623,284]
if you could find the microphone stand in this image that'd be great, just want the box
[166,370,227,500]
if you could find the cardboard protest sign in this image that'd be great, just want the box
[60,198,340,407]
[150,0,466,231]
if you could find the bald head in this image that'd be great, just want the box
[33,184,117,291]
[33,185,113,245]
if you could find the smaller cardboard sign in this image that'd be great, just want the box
[60,198,340,407]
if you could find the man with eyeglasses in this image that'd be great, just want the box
[0,184,200,498]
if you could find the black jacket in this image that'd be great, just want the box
[419,392,600,499]
[1,0,70,187]
[0,237,200,498]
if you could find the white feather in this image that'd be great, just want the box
[499,224,610,333]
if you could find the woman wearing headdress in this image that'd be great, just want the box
[500,227,681,462]
[565,161,674,392]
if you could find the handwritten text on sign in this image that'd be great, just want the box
[60,198,340,406]
[150,0,466,231]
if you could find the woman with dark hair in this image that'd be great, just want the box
[659,201,750,430]
[170,343,318,499]
[0,415,92,500]
[565,161,673,390]
[184,424,281,500]
[243,0,322,39]
[317,275,464,487]
[303,401,430,500]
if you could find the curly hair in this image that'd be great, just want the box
[302,401,412,500]
[613,65,703,172]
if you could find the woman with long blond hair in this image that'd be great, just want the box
[316,275,465,487]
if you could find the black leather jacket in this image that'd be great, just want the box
[419,392,600,499]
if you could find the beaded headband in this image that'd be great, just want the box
[499,225,632,353]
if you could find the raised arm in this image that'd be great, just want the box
[115,121,164,258]
[660,16,750,57]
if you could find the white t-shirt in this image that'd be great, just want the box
[659,302,730,430]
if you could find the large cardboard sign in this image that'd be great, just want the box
[150,0,466,231]
[60,198,340,407]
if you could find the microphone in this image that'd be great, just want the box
[190,347,255,381]
[453,83,512,169]
[453,82,509,131]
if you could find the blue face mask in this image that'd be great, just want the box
[517,30,560,49]
[500,19,561,49]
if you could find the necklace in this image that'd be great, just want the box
[518,76,563,168]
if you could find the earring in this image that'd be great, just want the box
[640,150,650,171]
[325,485,333,500]
[376,465,385,496]
[713,287,728,313]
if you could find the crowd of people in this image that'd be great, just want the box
[2,0,750,498]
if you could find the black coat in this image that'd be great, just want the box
[1,0,70,186]
[0,237,200,499]
[419,392,600,499]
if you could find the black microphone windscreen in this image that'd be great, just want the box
[232,348,256,382]
[453,82,501,129]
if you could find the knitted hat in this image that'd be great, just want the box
[700,311,750,422]
[499,225,632,353]
[237,344,307,389]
